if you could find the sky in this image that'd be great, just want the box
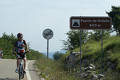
[0,0,120,55]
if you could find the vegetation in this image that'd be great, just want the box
[63,30,88,50]
[36,58,76,80]
[88,30,110,41]
[53,51,64,61]
[107,6,120,36]
[63,36,120,80]
[63,30,111,51]
[35,36,120,80]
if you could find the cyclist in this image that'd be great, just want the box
[14,33,29,73]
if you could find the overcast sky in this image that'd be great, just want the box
[0,0,120,54]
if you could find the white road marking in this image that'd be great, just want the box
[26,61,32,80]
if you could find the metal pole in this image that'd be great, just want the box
[101,29,104,73]
[47,39,49,59]
[80,30,82,72]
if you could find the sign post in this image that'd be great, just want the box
[47,39,49,59]
[43,28,53,59]
[101,29,104,73]
[70,16,112,72]
[79,30,82,72]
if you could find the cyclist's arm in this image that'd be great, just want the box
[23,40,29,52]
[25,44,29,52]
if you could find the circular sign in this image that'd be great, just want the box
[43,29,53,40]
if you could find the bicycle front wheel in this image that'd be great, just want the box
[19,65,21,80]
[19,64,24,80]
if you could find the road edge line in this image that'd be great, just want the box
[26,61,32,80]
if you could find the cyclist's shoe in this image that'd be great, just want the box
[15,68,18,73]
[23,70,26,74]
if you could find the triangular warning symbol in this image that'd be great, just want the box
[73,22,79,26]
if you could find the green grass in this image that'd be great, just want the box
[69,36,120,63]
[35,57,76,80]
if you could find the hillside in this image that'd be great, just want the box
[72,36,120,70]
[64,36,120,80]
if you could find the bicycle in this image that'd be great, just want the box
[17,54,25,80]
[17,51,30,80]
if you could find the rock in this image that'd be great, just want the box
[77,63,105,80]
[80,72,88,78]
[92,74,98,80]
[89,66,93,70]
[84,67,89,71]
[97,74,104,79]
[89,64,95,70]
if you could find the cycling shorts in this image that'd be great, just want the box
[16,53,26,59]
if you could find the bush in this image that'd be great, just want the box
[53,51,64,60]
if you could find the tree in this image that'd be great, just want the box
[89,30,110,41]
[107,6,120,36]
[53,51,64,60]
[63,30,88,50]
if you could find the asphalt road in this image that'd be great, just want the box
[0,59,40,80]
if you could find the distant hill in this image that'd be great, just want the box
[41,50,66,59]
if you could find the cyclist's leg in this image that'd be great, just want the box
[23,58,26,71]
[21,53,26,71]
[16,54,20,69]
[15,54,19,73]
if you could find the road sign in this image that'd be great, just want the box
[42,28,53,59]
[43,29,53,40]
[70,16,112,29]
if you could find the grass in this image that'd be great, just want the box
[35,57,76,80]
[70,36,120,62]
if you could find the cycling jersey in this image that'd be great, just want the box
[15,40,26,54]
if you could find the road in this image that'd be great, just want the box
[0,59,40,80]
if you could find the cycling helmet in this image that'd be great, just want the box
[17,33,23,38]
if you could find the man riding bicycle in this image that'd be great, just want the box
[14,33,29,73]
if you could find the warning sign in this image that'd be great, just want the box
[72,19,80,28]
